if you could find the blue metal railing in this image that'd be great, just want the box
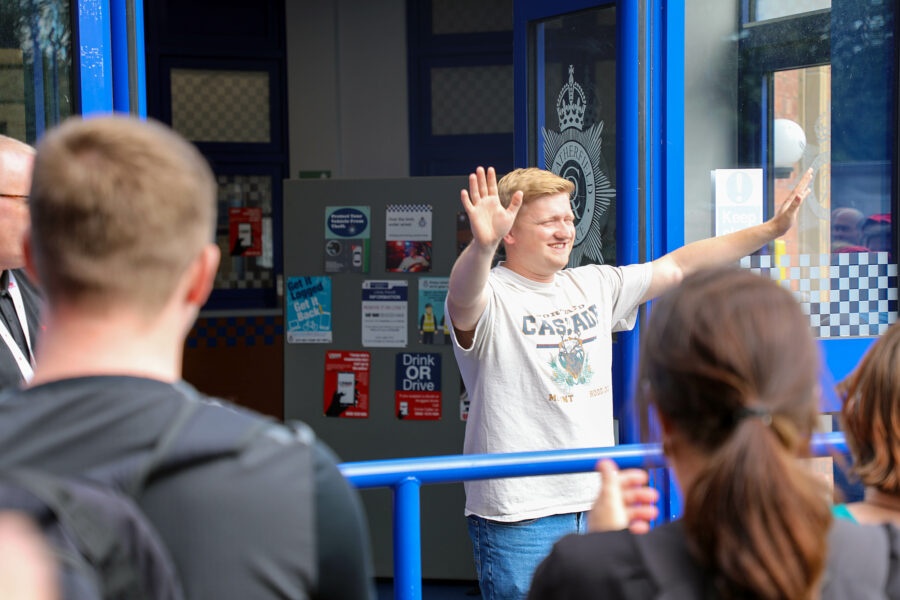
[340,432,848,600]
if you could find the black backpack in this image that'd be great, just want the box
[0,469,183,599]
[0,385,282,600]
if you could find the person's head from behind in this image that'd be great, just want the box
[840,321,900,497]
[0,135,35,270]
[497,168,576,279]
[638,268,828,600]
[27,117,219,325]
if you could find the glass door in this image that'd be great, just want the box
[515,0,647,444]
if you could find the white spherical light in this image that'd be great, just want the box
[773,119,807,168]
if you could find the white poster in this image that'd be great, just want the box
[714,169,764,236]
[362,280,408,347]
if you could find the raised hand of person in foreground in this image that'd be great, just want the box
[588,459,659,534]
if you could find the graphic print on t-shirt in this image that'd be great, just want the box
[524,303,598,392]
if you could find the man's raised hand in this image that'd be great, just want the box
[460,166,523,249]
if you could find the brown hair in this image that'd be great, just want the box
[840,321,900,494]
[497,168,573,208]
[639,268,830,599]
[29,116,216,314]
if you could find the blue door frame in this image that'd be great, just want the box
[514,0,684,446]
[75,0,146,118]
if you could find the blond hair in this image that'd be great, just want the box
[497,168,574,208]
[30,116,216,314]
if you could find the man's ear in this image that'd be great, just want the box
[22,230,40,285]
[185,243,220,307]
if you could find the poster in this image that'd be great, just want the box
[395,352,442,420]
[361,280,408,347]
[418,277,451,345]
[323,351,370,418]
[286,276,333,343]
[324,206,370,273]
[229,207,263,257]
[386,204,432,272]
[714,169,763,236]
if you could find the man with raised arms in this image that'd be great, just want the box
[446,165,812,599]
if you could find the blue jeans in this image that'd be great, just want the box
[467,512,587,600]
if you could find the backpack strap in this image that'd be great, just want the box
[124,384,204,497]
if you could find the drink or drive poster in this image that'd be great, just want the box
[395,352,441,420]
[323,351,370,418]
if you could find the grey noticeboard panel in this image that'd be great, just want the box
[283,176,475,580]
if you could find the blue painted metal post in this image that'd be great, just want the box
[76,0,114,116]
[393,477,422,600]
[109,0,130,113]
[616,0,642,445]
[108,0,147,116]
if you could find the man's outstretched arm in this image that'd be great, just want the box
[641,168,814,303]
[446,166,522,345]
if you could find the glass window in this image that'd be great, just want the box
[753,0,831,22]
[530,6,617,266]
[686,0,896,339]
[0,0,74,143]
[170,68,270,143]
[214,174,275,292]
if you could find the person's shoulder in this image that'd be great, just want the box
[823,519,900,598]
[529,530,654,600]
[540,530,643,580]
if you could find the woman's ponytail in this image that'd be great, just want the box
[682,415,831,599]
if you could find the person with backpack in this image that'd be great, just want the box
[0,116,375,599]
[528,268,900,599]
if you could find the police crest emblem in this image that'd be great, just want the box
[542,65,615,266]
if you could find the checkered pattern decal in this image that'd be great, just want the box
[214,174,274,290]
[431,65,513,135]
[187,315,283,349]
[170,68,270,143]
[741,252,898,338]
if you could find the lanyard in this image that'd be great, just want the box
[0,272,34,382]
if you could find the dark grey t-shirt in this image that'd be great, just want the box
[0,376,374,600]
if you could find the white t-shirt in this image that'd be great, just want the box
[449,262,652,521]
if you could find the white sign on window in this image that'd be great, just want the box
[714,169,764,237]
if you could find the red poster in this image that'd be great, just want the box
[323,351,370,418]
[229,207,263,257]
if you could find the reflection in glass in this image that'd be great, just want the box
[686,0,895,338]
[0,0,73,142]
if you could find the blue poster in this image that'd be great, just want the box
[418,277,450,345]
[395,352,442,420]
[324,206,371,273]
[286,276,333,343]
